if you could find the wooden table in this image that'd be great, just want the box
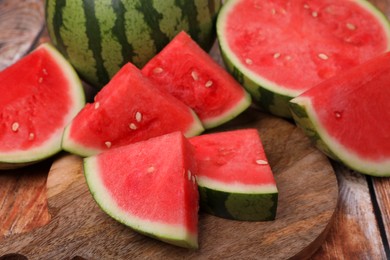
[0,0,389,259]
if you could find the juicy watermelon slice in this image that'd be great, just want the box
[0,43,85,169]
[142,31,252,129]
[217,0,390,118]
[289,52,390,177]
[189,129,278,221]
[83,131,199,248]
[62,62,204,157]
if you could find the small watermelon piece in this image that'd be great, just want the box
[142,31,252,129]
[189,129,278,221]
[46,0,222,88]
[217,0,390,118]
[83,131,199,248]
[62,62,204,157]
[0,43,85,169]
[289,52,390,177]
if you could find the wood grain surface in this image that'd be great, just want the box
[0,109,338,259]
[1,0,390,259]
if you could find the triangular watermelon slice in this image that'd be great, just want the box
[189,129,278,221]
[83,131,199,248]
[217,0,390,118]
[0,43,85,169]
[142,31,252,129]
[62,62,204,157]
[289,52,390,177]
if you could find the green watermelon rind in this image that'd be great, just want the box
[197,177,278,221]
[46,0,222,88]
[201,90,252,129]
[217,0,390,119]
[83,156,198,249]
[289,97,390,177]
[0,43,85,169]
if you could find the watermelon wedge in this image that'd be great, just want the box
[289,52,390,177]
[83,131,199,248]
[62,62,204,157]
[0,43,85,169]
[189,129,278,221]
[142,31,252,129]
[217,0,390,118]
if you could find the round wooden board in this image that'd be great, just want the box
[0,108,339,259]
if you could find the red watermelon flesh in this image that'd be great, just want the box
[142,31,252,129]
[62,62,204,157]
[290,51,390,176]
[83,131,199,248]
[189,129,276,191]
[0,43,85,168]
[220,0,390,94]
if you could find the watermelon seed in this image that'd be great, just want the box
[346,23,356,30]
[135,112,142,122]
[312,11,318,18]
[192,175,196,184]
[105,141,112,148]
[153,67,164,74]
[256,159,268,165]
[94,102,100,109]
[205,80,213,88]
[245,58,253,65]
[334,111,342,119]
[303,3,310,9]
[318,53,329,60]
[11,122,19,132]
[28,133,35,140]
[129,123,137,130]
[42,69,48,75]
[147,166,155,173]
[187,170,192,181]
[273,53,281,59]
[191,71,199,81]
[271,9,276,15]
[38,77,43,83]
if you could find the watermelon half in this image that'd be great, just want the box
[62,62,204,157]
[189,129,278,221]
[289,52,390,177]
[45,0,222,88]
[217,0,390,118]
[83,131,199,248]
[0,43,85,169]
[142,31,252,129]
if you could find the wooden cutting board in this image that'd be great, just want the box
[0,108,338,259]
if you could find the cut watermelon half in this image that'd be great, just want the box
[83,131,199,248]
[142,31,252,129]
[289,52,390,177]
[62,62,204,157]
[189,129,278,221]
[217,0,390,118]
[0,43,85,169]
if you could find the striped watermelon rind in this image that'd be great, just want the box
[198,180,278,221]
[289,97,390,177]
[0,43,85,169]
[45,0,222,88]
[217,0,390,118]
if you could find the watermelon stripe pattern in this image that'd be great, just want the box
[46,0,222,87]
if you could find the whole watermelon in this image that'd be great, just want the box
[45,0,222,88]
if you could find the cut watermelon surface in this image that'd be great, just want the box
[217,0,390,118]
[83,132,199,248]
[0,43,85,169]
[142,31,252,129]
[290,52,390,177]
[189,129,278,221]
[62,62,204,157]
